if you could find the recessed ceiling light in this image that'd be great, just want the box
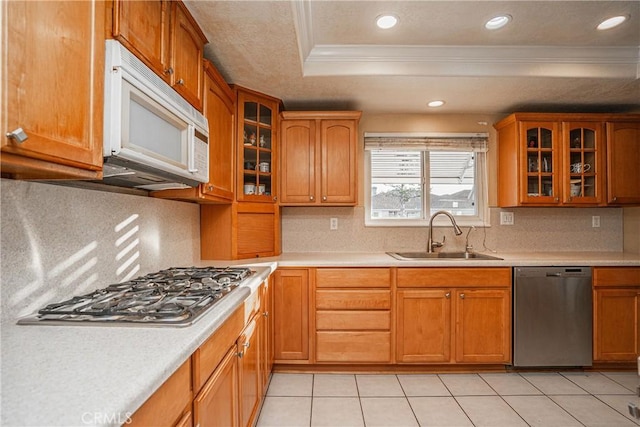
[485,14,512,30]
[428,100,445,108]
[376,14,398,29]
[597,15,628,30]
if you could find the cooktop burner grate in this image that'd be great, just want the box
[18,266,253,326]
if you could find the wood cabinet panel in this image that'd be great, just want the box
[593,267,640,287]
[396,289,451,363]
[316,331,391,363]
[193,305,244,392]
[130,358,192,427]
[280,120,316,204]
[170,1,206,110]
[454,289,511,363]
[316,268,391,288]
[2,0,104,179]
[237,212,276,256]
[274,269,309,361]
[606,121,640,205]
[193,347,239,427]
[397,268,511,288]
[316,310,390,331]
[238,317,261,427]
[112,0,170,76]
[320,119,358,204]
[594,288,640,361]
[316,290,391,310]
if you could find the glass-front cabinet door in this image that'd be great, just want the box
[235,87,280,202]
[562,122,603,205]
[520,122,560,205]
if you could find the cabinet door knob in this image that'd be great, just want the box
[445,292,451,299]
[5,127,28,143]
[207,185,213,191]
[243,341,250,349]
[310,195,314,201]
[273,196,278,201]
[460,293,465,299]
[237,350,244,358]
[613,197,618,202]
[164,67,174,75]
[176,78,184,86]
[263,311,269,318]
[322,196,327,201]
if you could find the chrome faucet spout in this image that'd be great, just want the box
[427,210,463,253]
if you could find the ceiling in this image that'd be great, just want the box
[185,1,640,115]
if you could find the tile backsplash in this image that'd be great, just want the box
[281,206,623,253]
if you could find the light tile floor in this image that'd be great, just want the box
[257,371,640,427]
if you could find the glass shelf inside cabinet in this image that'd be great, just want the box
[242,99,274,199]
[525,126,555,198]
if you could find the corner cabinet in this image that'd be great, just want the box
[235,86,281,203]
[2,0,104,180]
[153,60,236,203]
[280,111,362,206]
[593,267,640,362]
[111,0,207,111]
[495,113,639,207]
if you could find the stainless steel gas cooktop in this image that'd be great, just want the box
[17,266,253,327]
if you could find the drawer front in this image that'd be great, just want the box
[316,310,390,331]
[316,268,391,288]
[316,290,391,310]
[244,284,263,322]
[316,331,391,362]
[194,305,244,392]
[593,267,640,287]
[397,268,511,288]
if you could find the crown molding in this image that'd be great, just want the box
[302,44,640,79]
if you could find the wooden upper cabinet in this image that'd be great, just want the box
[280,111,361,206]
[111,0,207,111]
[170,1,206,110]
[2,0,104,179]
[112,0,170,77]
[495,113,639,207]
[606,121,640,205]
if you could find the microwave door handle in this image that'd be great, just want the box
[187,124,198,173]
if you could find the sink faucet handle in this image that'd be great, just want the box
[431,236,445,251]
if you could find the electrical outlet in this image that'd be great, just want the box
[330,218,338,230]
[592,216,600,228]
[500,212,514,225]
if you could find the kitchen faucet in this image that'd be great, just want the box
[427,210,463,253]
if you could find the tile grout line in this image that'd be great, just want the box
[394,374,421,427]
[476,373,533,427]
[518,372,587,426]
[438,373,477,427]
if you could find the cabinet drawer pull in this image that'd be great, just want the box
[263,311,269,318]
[5,127,28,143]
[460,293,465,299]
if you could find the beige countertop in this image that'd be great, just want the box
[254,251,640,267]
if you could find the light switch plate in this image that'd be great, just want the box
[500,212,514,225]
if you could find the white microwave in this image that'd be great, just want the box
[103,40,209,190]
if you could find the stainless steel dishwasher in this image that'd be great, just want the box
[513,266,592,367]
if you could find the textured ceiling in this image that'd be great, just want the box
[185,1,640,115]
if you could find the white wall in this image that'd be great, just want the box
[0,179,201,322]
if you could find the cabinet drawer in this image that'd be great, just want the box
[397,268,511,288]
[193,305,244,392]
[316,310,390,331]
[593,267,640,287]
[316,268,391,288]
[316,290,391,310]
[316,331,391,362]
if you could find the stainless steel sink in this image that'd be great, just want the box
[387,251,503,261]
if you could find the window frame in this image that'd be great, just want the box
[364,133,489,228]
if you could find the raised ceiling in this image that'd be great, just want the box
[185,1,640,115]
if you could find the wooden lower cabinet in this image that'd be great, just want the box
[396,268,512,364]
[238,316,262,427]
[314,268,393,363]
[593,267,640,362]
[274,269,309,361]
[260,276,274,391]
[194,346,239,427]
